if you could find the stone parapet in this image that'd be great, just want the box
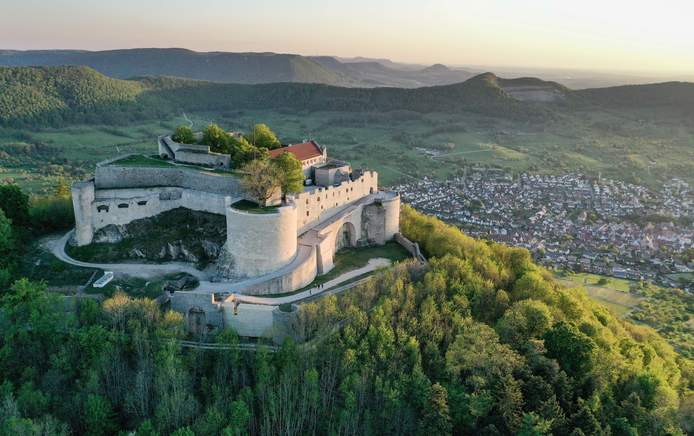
[95,165,242,196]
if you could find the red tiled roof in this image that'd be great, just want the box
[268,140,322,161]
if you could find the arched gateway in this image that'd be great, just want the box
[336,221,356,251]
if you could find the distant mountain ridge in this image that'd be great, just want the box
[0,48,472,88]
[1,65,693,127]
[0,48,352,86]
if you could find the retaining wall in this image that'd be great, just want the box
[89,187,229,232]
[95,165,242,196]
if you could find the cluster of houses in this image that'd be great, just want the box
[394,170,693,291]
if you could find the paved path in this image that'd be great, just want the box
[45,231,209,281]
[46,232,388,301]
[229,258,390,305]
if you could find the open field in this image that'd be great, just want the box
[3,107,693,195]
[556,272,641,317]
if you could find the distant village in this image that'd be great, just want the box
[394,169,693,292]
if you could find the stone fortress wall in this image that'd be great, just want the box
[72,153,399,294]
[94,165,242,195]
[223,199,299,278]
[294,170,378,230]
[72,163,243,246]
[158,136,231,168]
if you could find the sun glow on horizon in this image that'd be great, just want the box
[1,0,693,76]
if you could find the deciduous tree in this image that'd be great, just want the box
[239,159,280,207]
[271,152,304,197]
[246,123,280,149]
[172,125,195,144]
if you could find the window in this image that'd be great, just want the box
[137,200,147,206]
[306,211,310,216]
[118,203,129,209]
[97,205,109,213]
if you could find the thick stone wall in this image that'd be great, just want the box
[224,201,298,278]
[175,149,230,168]
[221,303,276,338]
[95,165,242,196]
[72,181,96,246]
[381,192,401,240]
[294,170,377,231]
[89,187,228,233]
[239,243,317,295]
[170,292,224,329]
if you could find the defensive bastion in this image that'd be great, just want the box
[72,140,400,297]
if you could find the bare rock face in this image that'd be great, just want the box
[213,243,237,281]
[128,248,146,258]
[73,208,225,267]
[179,242,199,263]
[93,224,128,243]
[202,240,221,258]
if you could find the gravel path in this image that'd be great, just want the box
[46,231,210,280]
[46,231,389,303]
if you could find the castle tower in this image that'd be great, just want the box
[223,198,298,278]
[71,180,95,246]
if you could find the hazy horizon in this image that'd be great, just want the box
[2,0,693,77]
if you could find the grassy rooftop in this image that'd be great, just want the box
[230,199,280,214]
[108,154,240,176]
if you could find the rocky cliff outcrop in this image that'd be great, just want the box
[68,208,226,267]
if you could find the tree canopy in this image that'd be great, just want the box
[239,159,281,206]
[245,123,281,149]
[271,152,304,196]
[172,125,195,144]
[0,203,691,435]
[0,184,30,228]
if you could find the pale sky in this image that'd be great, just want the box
[1,0,693,75]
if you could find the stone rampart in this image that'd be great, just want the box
[95,165,242,196]
[239,243,317,295]
[224,201,298,278]
[294,170,377,231]
[89,187,229,232]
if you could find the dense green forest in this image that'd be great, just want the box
[0,198,692,434]
[3,66,694,130]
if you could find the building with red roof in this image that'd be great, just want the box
[268,140,327,175]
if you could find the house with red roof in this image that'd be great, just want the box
[268,140,327,175]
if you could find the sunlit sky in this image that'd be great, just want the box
[2,0,693,75]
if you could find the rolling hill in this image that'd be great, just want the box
[0,48,475,88]
[2,65,694,128]
[309,56,473,87]
[0,48,352,86]
[0,66,556,126]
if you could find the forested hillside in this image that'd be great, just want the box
[0,66,552,127]
[3,65,694,129]
[0,205,691,434]
[0,49,351,86]
[0,66,147,126]
[575,81,694,113]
